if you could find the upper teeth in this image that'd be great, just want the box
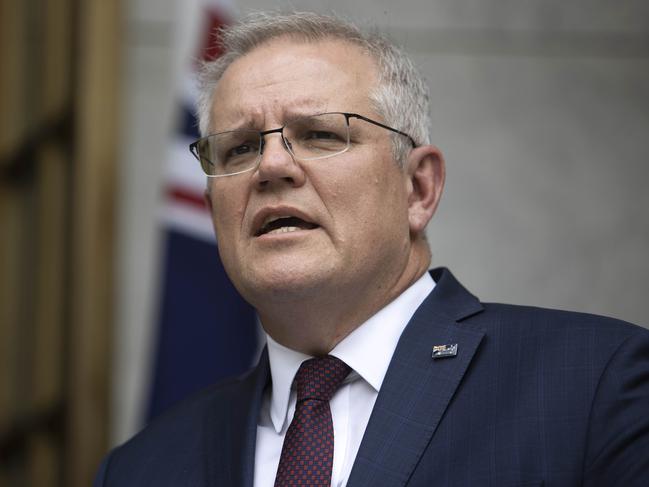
[267,226,301,235]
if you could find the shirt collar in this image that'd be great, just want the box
[265,272,435,433]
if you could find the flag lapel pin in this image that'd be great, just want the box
[431,343,458,359]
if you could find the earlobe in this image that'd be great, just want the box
[406,145,446,234]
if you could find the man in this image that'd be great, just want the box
[95,12,649,486]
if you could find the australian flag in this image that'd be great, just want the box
[147,0,259,421]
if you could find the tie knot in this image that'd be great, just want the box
[294,355,351,402]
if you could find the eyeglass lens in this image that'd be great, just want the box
[197,113,351,177]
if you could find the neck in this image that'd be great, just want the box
[258,240,431,356]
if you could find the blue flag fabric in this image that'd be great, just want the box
[147,3,259,421]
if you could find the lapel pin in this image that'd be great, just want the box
[432,343,458,359]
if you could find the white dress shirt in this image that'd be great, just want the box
[254,272,435,487]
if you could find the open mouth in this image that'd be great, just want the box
[255,216,319,236]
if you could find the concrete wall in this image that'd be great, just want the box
[114,0,649,444]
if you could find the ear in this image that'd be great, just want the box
[404,145,446,234]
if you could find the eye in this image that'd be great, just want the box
[304,130,341,140]
[219,138,260,165]
[225,144,255,158]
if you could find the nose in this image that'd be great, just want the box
[253,131,306,189]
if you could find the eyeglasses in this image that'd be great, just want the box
[188,112,416,178]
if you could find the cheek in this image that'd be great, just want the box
[332,177,408,244]
[368,178,411,243]
[321,153,407,221]
[210,194,246,243]
[211,201,247,284]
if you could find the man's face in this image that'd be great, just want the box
[206,38,415,307]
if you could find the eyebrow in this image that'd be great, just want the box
[282,101,329,120]
[214,100,329,132]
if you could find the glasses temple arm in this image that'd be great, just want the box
[347,113,417,148]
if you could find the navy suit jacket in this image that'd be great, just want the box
[94,268,649,486]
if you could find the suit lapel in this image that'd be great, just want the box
[347,268,485,487]
[204,349,270,487]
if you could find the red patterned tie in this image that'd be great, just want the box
[274,355,351,486]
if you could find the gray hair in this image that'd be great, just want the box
[196,11,431,165]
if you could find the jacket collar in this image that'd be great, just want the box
[346,267,485,487]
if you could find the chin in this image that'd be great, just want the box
[238,262,337,305]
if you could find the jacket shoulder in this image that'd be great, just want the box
[477,301,646,338]
[96,368,260,486]
[126,370,251,446]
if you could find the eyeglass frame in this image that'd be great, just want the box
[188,111,417,178]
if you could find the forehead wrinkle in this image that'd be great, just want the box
[213,98,334,132]
[212,39,378,130]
